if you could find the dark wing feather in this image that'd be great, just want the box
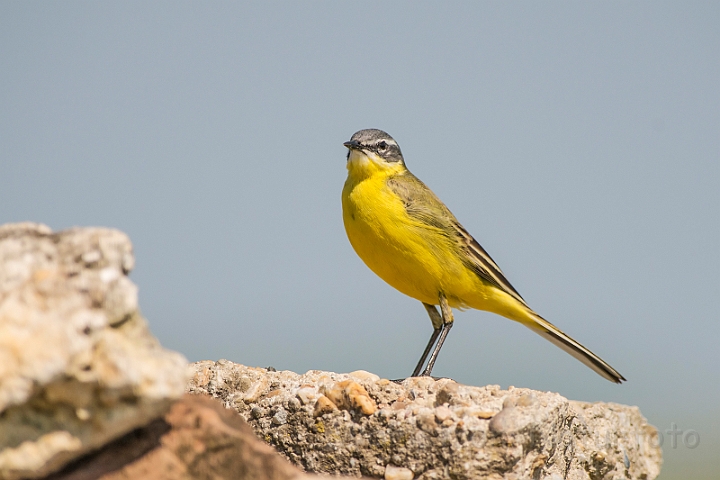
[387,171,527,307]
[451,221,527,306]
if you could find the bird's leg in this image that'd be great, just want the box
[411,303,443,377]
[421,293,454,377]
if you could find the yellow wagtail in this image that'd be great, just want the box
[342,129,625,383]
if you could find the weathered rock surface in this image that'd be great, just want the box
[0,223,187,479]
[0,222,661,479]
[188,360,663,480]
[44,394,326,480]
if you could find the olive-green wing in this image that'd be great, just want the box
[387,171,527,307]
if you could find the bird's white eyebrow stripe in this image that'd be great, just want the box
[369,138,397,147]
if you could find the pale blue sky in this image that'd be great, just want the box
[1,2,718,478]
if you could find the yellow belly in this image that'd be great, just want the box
[342,174,482,308]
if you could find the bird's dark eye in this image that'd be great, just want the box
[377,141,388,152]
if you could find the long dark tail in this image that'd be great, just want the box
[524,311,626,384]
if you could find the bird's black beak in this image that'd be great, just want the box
[343,140,361,150]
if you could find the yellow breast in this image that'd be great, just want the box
[342,169,480,307]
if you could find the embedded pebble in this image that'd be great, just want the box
[384,465,414,480]
[434,405,452,423]
[517,393,536,407]
[296,386,318,405]
[348,370,380,382]
[313,395,338,417]
[323,380,377,415]
[272,408,288,425]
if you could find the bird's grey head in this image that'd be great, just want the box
[343,129,405,164]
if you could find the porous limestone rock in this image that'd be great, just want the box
[0,223,187,479]
[188,360,662,480]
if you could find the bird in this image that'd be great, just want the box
[341,128,625,383]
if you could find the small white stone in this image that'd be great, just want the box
[348,370,380,382]
[296,386,317,405]
[377,408,393,419]
[272,408,288,425]
[384,465,414,480]
[99,267,120,283]
[81,250,101,265]
[75,408,91,421]
[434,405,452,422]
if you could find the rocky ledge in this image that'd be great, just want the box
[189,361,662,480]
[0,223,661,479]
[0,223,321,480]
